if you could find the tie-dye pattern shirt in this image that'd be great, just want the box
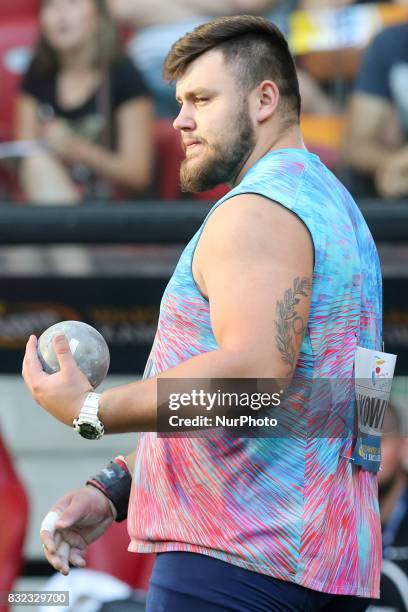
[128,149,383,598]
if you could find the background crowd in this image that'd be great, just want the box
[0,0,408,203]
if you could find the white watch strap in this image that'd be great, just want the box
[73,392,104,436]
[78,392,101,420]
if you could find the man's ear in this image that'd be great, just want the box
[255,80,280,123]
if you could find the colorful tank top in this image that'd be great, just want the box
[128,149,383,598]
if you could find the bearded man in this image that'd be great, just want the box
[23,15,382,612]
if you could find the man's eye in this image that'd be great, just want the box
[195,98,209,104]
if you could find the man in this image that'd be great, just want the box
[368,405,408,612]
[345,23,408,198]
[23,15,382,611]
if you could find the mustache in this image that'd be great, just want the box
[181,136,207,153]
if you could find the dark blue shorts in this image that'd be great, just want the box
[146,552,372,612]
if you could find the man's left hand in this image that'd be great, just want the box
[22,335,93,426]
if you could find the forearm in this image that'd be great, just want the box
[69,137,150,191]
[99,346,275,434]
[345,139,393,176]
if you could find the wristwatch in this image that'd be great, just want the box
[73,392,105,440]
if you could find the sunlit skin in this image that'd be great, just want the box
[173,48,306,191]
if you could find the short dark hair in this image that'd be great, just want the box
[163,15,301,122]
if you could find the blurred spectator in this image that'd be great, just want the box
[296,68,338,115]
[0,435,29,610]
[368,405,408,612]
[15,0,154,203]
[300,0,405,7]
[344,23,408,198]
[107,0,301,117]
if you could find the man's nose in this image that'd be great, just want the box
[173,106,196,132]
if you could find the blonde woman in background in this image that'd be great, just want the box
[15,0,154,203]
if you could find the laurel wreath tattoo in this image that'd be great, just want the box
[275,277,312,376]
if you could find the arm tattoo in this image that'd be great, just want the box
[275,277,312,376]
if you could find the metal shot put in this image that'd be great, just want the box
[37,321,110,388]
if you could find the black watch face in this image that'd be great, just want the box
[80,424,98,440]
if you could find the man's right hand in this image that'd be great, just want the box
[40,485,116,575]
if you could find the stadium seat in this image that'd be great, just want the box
[0,18,37,142]
[85,521,155,591]
[0,0,39,19]
[153,119,184,200]
[0,18,37,198]
[0,435,29,612]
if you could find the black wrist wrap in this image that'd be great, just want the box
[86,460,131,522]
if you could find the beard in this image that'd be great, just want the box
[180,104,256,193]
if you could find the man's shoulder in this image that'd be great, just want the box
[195,192,313,261]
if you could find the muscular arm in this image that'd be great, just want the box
[24,194,313,432]
[98,195,313,433]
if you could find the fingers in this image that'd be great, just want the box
[52,334,77,373]
[69,548,86,568]
[40,491,93,575]
[40,510,60,535]
[40,530,57,555]
[41,531,69,575]
[42,537,78,576]
[22,335,46,386]
[54,500,82,532]
[42,541,67,575]
[56,540,70,575]
[54,534,86,569]
[40,510,63,572]
[40,508,70,574]
[41,527,86,575]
